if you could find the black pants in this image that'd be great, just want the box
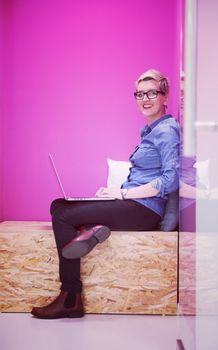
[50,198,161,293]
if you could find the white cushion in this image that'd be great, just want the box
[106,157,210,190]
[106,158,210,231]
[107,158,131,187]
[194,159,210,189]
[106,158,178,231]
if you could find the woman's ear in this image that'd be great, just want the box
[163,94,169,106]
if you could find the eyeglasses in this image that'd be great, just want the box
[134,89,164,100]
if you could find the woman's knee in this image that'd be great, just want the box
[50,198,66,216]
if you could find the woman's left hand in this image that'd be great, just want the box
[95,186,122,199]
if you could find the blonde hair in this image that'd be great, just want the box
[136,68,169,95]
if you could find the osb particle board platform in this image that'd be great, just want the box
[0,221,178,314]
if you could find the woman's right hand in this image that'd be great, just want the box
[95,186,122,199]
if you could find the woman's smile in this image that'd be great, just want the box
[143,103,153,109]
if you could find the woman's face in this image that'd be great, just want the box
[136,79,168,122]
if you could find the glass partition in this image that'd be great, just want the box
[179,0,218,348]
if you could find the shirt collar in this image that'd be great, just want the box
[141,114,172,137]
[149,114,172,130]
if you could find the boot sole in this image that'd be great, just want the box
[62,226,111,259]
[32,311,84,319]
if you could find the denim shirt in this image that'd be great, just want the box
[122,114,180,218]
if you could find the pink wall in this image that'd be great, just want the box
[0,1,3,221]
[1,0,181,221]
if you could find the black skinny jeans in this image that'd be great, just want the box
[50,198,161,294]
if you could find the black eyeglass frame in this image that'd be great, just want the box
[134,89,165,100]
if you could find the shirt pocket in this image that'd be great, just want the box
[130,144,161,169]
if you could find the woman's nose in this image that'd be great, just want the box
[142,93,149,101]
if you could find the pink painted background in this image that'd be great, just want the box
[1,0,181,221]
[0,0,3,220]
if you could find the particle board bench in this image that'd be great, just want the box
[0,221,178,315]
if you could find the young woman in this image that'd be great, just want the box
[31,69,180,319]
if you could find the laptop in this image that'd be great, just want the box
[49,154,115,201]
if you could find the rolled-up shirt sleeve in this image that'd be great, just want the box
[150,124,180,197]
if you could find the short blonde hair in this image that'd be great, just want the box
[136,68,169,95]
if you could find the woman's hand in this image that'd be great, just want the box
[95,186,122,199]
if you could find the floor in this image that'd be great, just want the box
[1,313,218,350]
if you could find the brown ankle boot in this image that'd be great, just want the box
[62,225,111,259]
[31,291,84,319]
